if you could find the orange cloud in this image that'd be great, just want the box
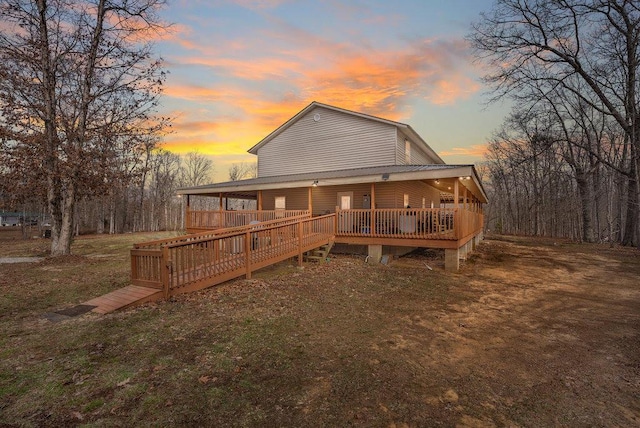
[163,13,478,111]
[439,144,489,158]
[157,12,485,176]
[427,76,481,106]
[176,55,304,81]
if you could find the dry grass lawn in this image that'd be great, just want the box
[0,231,639,427]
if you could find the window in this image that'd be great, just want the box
[275,196,286,210]
[404,193,409,208]
[405,139,411,164]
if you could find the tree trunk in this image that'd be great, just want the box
[621,159,639,247]
[121,189,128,232]
[109,193,116,234]
[50,185,75,256]
[97,198,105,234]
[575,171,595,243]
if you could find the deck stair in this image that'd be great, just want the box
[304,242,333,262]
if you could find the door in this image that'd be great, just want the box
[337,192,353,232]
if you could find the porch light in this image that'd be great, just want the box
[382,173,390,181]
[435,179,440,184]
[312,180,318,187]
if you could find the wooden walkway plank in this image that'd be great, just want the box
[84,285,162,314]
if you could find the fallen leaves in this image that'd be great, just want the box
[198,375,218,384]
[116,378,130,387]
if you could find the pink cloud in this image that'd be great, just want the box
[234,0,292,10]
[439,144,489,158]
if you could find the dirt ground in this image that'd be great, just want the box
[0,233,639,427]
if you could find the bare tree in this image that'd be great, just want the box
[0,0,168,255]
[484,114,580,239]
[180,151,214,187]
[146,149,180,231]
[469,0,640,246]
[228,162,257,181]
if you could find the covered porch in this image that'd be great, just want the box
[178,165,487,271]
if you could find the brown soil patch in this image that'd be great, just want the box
[0,234,638,426]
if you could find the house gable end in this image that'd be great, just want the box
[256,104,399,177]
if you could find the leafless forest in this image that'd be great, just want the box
[2,0,640,251]
[472,1,640,246]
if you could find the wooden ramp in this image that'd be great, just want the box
[83,285,163,314]
[83,214,337,315]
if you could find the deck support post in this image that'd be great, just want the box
[297,220,304,266]
[161,246,171,299]
[370,183,376,236]
[367,244,382,264]
[185,195,191,230]
[445,248,459,272]
[460,242,469,261]
[454,180,459,209]
[130,250,138,283]
[245,231,252,279]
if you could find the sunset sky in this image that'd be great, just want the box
[156,0,505,182]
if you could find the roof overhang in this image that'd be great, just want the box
[177,165,488,203]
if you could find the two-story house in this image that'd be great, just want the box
[177,101,487,271]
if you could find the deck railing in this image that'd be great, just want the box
[457,209,485,240]
[335,208,483,240]
[184,207,483,241]
[131,214,335,297]
[187,209,310,231]
[134,214,311,250]
[131,208,484,296]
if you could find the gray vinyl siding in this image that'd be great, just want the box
[397,131,437,164]
[257,106,397,177]
[395,137,405,165]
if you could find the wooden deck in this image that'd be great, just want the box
[83,285,163,314]
[85,209,484,314]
